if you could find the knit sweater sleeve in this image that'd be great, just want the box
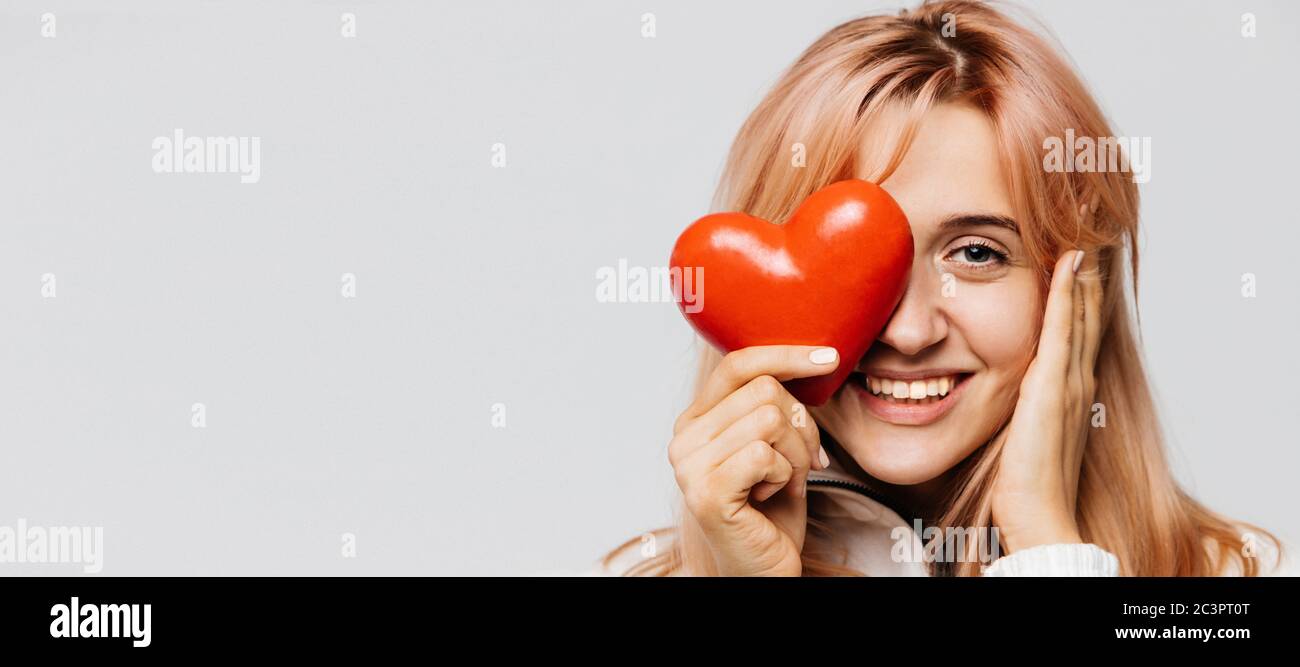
[982,543,1119,577]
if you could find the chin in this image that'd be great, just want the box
[818,382,994,487]
[838,426,969,485]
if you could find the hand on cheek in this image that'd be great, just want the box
[990,248,1101,553]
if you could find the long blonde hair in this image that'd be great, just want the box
[608,0,1277,576]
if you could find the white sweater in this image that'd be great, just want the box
[593,456,1291,576]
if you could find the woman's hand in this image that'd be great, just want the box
[990,248,1101,553]
[669,345,838,576]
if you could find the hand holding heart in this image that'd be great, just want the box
[669,179,913,406]
[666,179,907,575]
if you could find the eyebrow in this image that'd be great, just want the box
[936,214,1021,235]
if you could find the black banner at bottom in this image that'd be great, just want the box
[0,576,1292,653]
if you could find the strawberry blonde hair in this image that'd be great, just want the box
[607,0,1278,576]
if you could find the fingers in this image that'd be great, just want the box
[674,374,824,470]
[1036,250,1082,377]
[711,404,811,482]
[692,441,793,526]
[1068,250,1102,399]
[668,346,834,485]
[1070,257,1086,376]
[715,442,794,509]
[1079,251,1103,372]
[676,404,811,504]
[685,345,840,420]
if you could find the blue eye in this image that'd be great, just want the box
[945,239,1009,269]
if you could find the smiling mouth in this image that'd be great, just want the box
[860,372,967,403]
[848,371,973,425]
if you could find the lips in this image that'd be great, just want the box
[849,370,972,425]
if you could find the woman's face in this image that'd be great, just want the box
[814,102,1042,486]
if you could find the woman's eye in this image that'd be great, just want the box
[944,240,1009,269]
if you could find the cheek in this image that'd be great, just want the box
[948,278,1041,385]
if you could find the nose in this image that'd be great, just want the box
[877,268,949,356]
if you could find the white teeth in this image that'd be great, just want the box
[862,373,961,400]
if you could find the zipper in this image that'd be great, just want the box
[806,477,925,531]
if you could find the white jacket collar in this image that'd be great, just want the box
[806,456,930,576]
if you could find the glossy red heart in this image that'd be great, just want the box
[669,179,913,406]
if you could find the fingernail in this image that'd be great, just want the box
[809,347,838,364]
[800,481,807,498]
[818,446,831,469]
[1072,249,1084,273]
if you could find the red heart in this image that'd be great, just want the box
[669,179,913,406]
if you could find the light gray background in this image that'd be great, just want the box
[1,0,1295,575]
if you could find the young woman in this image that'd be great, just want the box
[602,0,1287,576]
